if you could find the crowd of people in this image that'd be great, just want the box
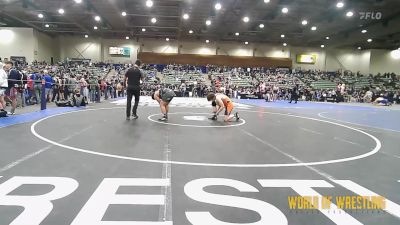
[0,60,116,116]
[204,67,400,105]
[1,61,400,117]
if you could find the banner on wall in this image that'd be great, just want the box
[109,47,131,57]
[296,54,317,64]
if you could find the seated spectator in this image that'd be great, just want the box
[55,89,87,107]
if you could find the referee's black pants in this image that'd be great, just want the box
[126,87,140,117]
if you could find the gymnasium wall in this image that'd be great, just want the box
[370,49,400,74]
[59,36,102,62]
[1,27,399,74]
[139,39,290,58]
[33,30,59,63]
[138,52,292,68]
[325,49,372,75]
[0,27,35,63]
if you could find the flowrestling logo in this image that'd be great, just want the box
[359,12,382,20]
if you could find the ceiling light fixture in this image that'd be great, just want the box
[122,12,127,16]
[84,34,88,38]
[361,29,367,33]
[336,1,344,8]
[166,38,170,42]
[245,41,249,45]
[74,0,82,3]
[126,36,129,40]
[259,24,265,28]
[215,3,222,10]
[189,30,194,34]
[93,26,98,30]
[206,20,211,26]
[321,44,325,48]
[346,11,354,17]
[151,18,157,23]
[45,24,49,28]
[282,7,288,14]
[94,16,101,21]
[264,0,270,3]
[235,32,240,36]
[281,34,285,38]
[38,13,44,18]
[301,20,308,25]
[283,43,287,46]
[357,47,362,50]
[58,8,64,14]
[142,28,146,32]
[311,26,317,31]
[326,36,330,40]
[206,40,210,43]
[367,39,372,42]
[146,0,153,8]
[243,16,250,23]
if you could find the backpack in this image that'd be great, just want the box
[0,110,7,117]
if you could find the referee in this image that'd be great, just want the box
[124,60,143,120]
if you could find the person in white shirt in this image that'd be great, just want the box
[0,62,8,112]
[364,90,373,103]
[340,83,346,95]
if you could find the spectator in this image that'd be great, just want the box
[4,61,21,115]
[0,62,8,114]
[43,70,53,102]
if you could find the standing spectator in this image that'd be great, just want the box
[33,69,43,104]
[26,69,35,104]
[0,62,8,114]
[18,68,28,107]
[67,75,78,99]
[80,76,89,101]
[88,76,98,103]
[4,61,21,115]
[180,82,186,97]
[43,70,53,102]
[51,75,61,102]
[116,82,123,97]
[64,75,70,100]
[100,79,106,99]
[59,75,66,101]
[289,84,299,104]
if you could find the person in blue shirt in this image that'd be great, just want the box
[31,70,43,104]
[43,70,53,102]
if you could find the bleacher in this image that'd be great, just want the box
[230,77,252,87]
[353,77,371,90]
[82,66,109,79]
[162,70,206,86]
[310,81,337,90]
[259,74,299,89]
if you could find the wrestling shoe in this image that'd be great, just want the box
[209,115,217,120]
[158,117,168,122]
[235,112,240,121]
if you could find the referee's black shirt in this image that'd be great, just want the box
[125,66,142,89]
